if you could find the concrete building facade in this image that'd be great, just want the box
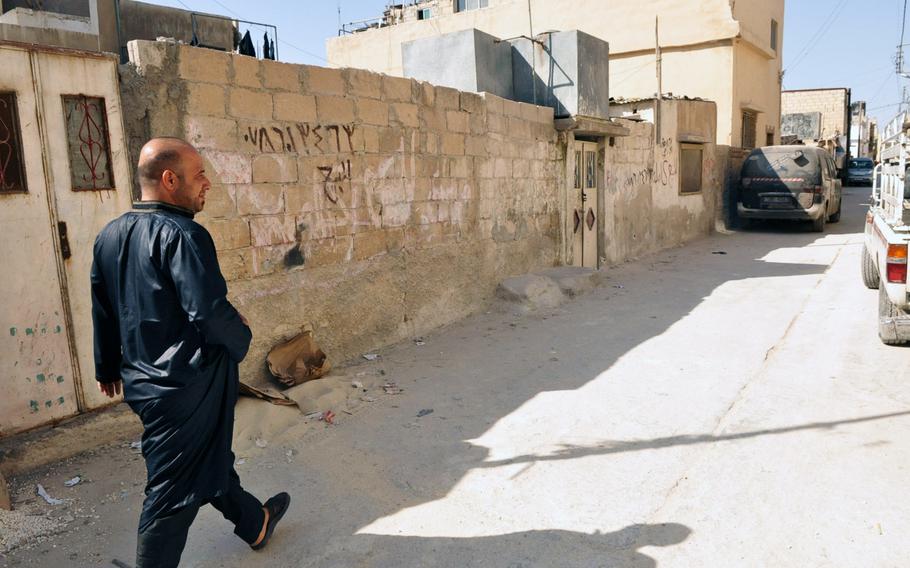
[0,0,235,60]
[327,0,785,149]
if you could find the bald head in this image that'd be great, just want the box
[137,137,211,213]
[137,137,195,189]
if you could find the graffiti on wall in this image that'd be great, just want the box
[317,160,352,204]
[243,122,356,154]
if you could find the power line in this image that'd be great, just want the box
[206,0,329,63]
[784,0,848,74]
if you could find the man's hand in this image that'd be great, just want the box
[98,380,122,398]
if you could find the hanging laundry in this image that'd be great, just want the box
[263,31,273,60]
[238,30,256,57]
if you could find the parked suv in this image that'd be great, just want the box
[847,157,874,186]
[737,145,843,232]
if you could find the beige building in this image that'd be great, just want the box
[327,0,785,149]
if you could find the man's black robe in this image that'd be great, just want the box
[91,201,252,532]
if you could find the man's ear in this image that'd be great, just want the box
[162,169,178,192]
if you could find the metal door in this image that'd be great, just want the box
[571,141,599,268]
[34,50,134,411]
[0,46,79,435]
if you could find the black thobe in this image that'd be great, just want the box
[91,201,252,533]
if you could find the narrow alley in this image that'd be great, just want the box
[3,187,906,567]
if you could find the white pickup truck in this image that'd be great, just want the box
[863,111,910,344]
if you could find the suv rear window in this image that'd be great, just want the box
[742,149,820,183]
[849,158,873,168]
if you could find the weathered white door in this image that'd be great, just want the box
[0,46,79,435]
[571,141,599,268]
[34,50,134,411]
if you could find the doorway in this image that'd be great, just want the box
[571,140,599,268]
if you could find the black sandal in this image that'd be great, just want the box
[251,492,291,551]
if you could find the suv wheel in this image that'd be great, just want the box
[811,210,826,232]
[829,199,842,223]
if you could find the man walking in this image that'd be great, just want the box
[91,137,290,567]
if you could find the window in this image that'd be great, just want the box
[766,131,775,146]
[741,110,757,150]
[417,8,431,20]
[771,19,779,52]
[574,150,582,189]
[680,143,703,194]
[585,150,596,189]
[455,0,488,13]
[63,95,115,191]
[0,92,27,194]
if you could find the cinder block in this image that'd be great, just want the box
[382,75,414,102]
[419,106,446,131]
[249,215,298,247]
[441,133,465,155]
[353,230,388,261]
[379,126,404,154]
[184,116,238,150]
[494,158,512,178]
[252,243,299,276]
[303,235,354,266]
[316,95,355,124]
[508,117,532,140]
[235,184,285,215]
[357,98,389,126]
[198,184,235,218]
[344,68,382,99]
[483,93,504,115]
[186,83,226,116]
[460,92,484,114]
[229,88,273,121]
[179,45,228,83]
[252,154,298,183]
[465,135,486,157]
[232,55,261,88]
[204,218,251,250]
[201,150,252,184]
[307,65,346,95]
[446,110,469,133]
[435,86,460,109]
[219,247,254,281]
[262,60,302,91]
[519,103,539,122]
[273,93,317,123]
[391,103,419,128]
[502,98,522,117]
[419,81,436,106]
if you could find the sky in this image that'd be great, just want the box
[148,0,910,126]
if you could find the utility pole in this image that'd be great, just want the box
[655,16,662,145]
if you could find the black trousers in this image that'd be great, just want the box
[135,469,265,568]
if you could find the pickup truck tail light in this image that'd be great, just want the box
[886,244,908,283]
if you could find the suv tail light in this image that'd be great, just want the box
[809,185,824,194]
[886,244,908,283]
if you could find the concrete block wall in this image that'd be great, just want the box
[781,90,849,140]
[121,41,561,385]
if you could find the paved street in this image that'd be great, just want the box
[3,186,909,567]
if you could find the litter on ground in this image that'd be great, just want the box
[63,476,82,487]
[36,484,63,505]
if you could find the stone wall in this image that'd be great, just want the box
[120,41,561,386]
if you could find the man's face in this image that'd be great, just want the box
[173,149,211,213]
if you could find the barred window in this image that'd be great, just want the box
[63,95,115,191]
[0,92,27,194]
